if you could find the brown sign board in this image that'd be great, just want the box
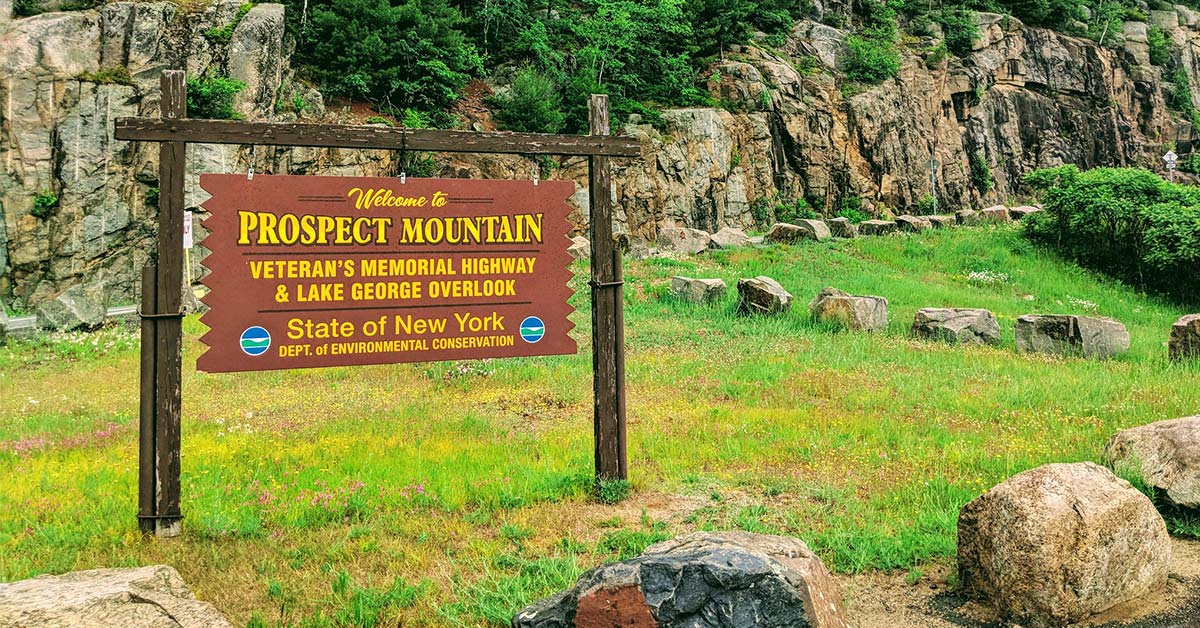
[196,175,577,373]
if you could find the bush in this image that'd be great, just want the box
[776,198,817,224]
[1024,165,1200,304]
[969,150,994,193]
[204,2,253,46]
[916,194,940,215]
[843,35,901,84]
[31,191,58,219]
[490,68,564,133]
[936,8,980,57]
[1148,25,1171,66]
[187,75,246,119]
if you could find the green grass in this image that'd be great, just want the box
[1,225,1197,626]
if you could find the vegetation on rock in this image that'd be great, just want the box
[186,74,247,120]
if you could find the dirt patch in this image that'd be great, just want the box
[843,537,1200,628]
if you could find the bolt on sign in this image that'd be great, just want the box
[197,175,577,372]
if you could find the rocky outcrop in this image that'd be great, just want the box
[958,462,1171,627]
[809,287,888,331]
[1105,415,1200,509]
[670,276,726,304]
[0,564,235,627]
[911,307,1001,345]
[737,276,792,315]
[513,531,850,628]
[1015,314,1130,359]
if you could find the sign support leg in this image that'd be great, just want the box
[588,94,627,483]
[139,70,186,536]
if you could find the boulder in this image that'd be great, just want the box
[1014,314,1130,359]
[826,216,858,238]
[512,531,850,628]
[980,205,1012,223]
[35,283,106,331]
[764,220,829,244]
[1169,314,1200,361]
[1104,415,1200,509]
[708,226,752,249]
[895,214,932,232]
[658,226,712,255]
[958,462,1170,627]
[911,308,1001,345]
[1009,205,1043,220]
[956,209,981,225]
[670,276,727,305]
[567,235,590,261]
[858,219,899,236]
[737,276,793,315]
[0,565,235,627]
[927,215,957,228]
[809,287,888,331]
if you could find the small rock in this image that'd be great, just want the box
[911,308,1001,345]
[826,216,859,238]
[895,215,933,232]
[35,284,106,331]
[0,565,235,628]
[737,276,793,315]
[1169,314,1200,361]
[958,462,1170,627]
[670,276,727,305]
[980,205,1012,223]
[809,287,888,331]
[567,235,590,261]
[858,220,899,236]
[1104,415,1200,509]
[708,226,752,249]
[512,531,850,628]
[1009,206,1043,220]
[1015,314,1130,359]
[927,215,957,229]
[956,209,981,225]
[657,225,712,255]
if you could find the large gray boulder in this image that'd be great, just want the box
[958,462,1171,628]
[228,4,287,119]
[737,276,793,315]
[979,205,1012,223]
[1104,415,1200,509]
[35,283,106,331]
[658,225,712,255]
[858,219,898,235]
[708,226,752,249]
[567,235,590,261]
[1169,314,1200,361]
[895,214,932,232]
[927,215,957,229]
[911,308,1001,345]
[0,565,235,627]
[1014,315,1130,359]
[671,276,727,305]
[1009,206,1043,220]
[764,220,829,244]
[809,287,888,331]
[512,532,850,628]
[825,217,858,238]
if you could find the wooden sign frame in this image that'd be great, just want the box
[114,71,637,536]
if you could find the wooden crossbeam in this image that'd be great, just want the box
[114,118,643,157]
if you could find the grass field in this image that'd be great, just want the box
[2,225,1198,627]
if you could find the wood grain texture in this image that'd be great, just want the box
[114,118,643,157]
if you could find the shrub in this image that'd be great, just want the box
[31,191,58,219]
[1148,25,1171,66]
[969,150,994,193]
[916,194,940,215]
[1024,165,1200,304]
[835,197,869,223]
[490,68,564,134]
[76,66,134,86]
[843,35,901,84]
[776,198,817,224]
[1169,68,1193,112]
[187,75,246,119]
[204,2,254,45]
[936,8,980,57]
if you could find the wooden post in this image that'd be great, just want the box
[588,95,627,482]
[137,266,157,534]
[141,70,186,536]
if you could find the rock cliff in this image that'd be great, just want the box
[1,2,1197,309]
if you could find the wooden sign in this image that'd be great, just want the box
[197,175,577,372]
